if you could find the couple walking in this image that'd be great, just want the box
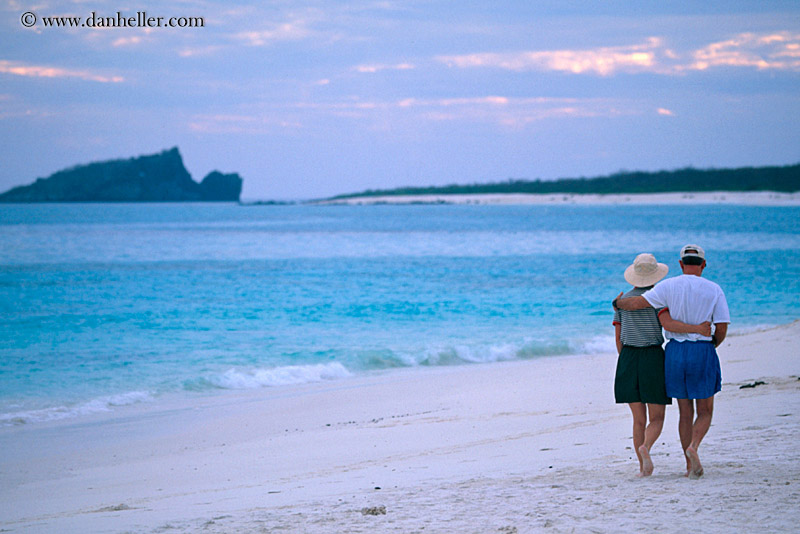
[612,244,730,478]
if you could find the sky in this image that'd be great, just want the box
[1,1,799,200]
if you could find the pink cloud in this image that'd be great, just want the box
[0,60,123,83]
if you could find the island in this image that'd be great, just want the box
[0,147,243,202]
[324,163,800,202]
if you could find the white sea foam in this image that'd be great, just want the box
[0,391,153,426]
[574,335,617,355]
[435,343,524,364]
[207,362,352,389]
[726,323,789,336]
[415,337,602,367]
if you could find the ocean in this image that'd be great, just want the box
[1,203,798,425]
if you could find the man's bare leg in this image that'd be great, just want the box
[685,446,703,479]
[638,404,665,476]
[678,397,714,478]
[686,396,714,478]
[628,402,647,476]
[677,399,694,475]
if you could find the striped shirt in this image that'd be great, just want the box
[613,287,664,347]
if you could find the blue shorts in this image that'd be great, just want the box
[664,340,722,399]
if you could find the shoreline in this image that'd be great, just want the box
[313,190,800,206]
[1,320,798,533]
[0,322,785,429]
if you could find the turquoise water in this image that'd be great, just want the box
[1,203,798,424]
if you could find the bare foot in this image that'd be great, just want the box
[685,446,704,479]
[638,445,654,476]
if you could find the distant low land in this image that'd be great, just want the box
[0,148,242,202]
[3,154,798,205]
[326,163,800,201]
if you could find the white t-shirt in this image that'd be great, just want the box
[643,274,731,342]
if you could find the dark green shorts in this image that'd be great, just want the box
[614,344,672,405]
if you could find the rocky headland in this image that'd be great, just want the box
[0,148,242,202]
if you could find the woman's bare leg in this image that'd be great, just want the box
[628,402,647,475]
[638,404,665,476]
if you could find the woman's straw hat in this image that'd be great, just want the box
[624,253,669,288]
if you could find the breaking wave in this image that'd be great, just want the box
[188,362,352,390]
[0,391,153,427]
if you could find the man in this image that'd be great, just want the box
[614,244,730,479]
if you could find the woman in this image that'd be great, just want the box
[613,253,710,476]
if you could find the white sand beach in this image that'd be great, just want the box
[316,191,800,206]
[1,321,799,533]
